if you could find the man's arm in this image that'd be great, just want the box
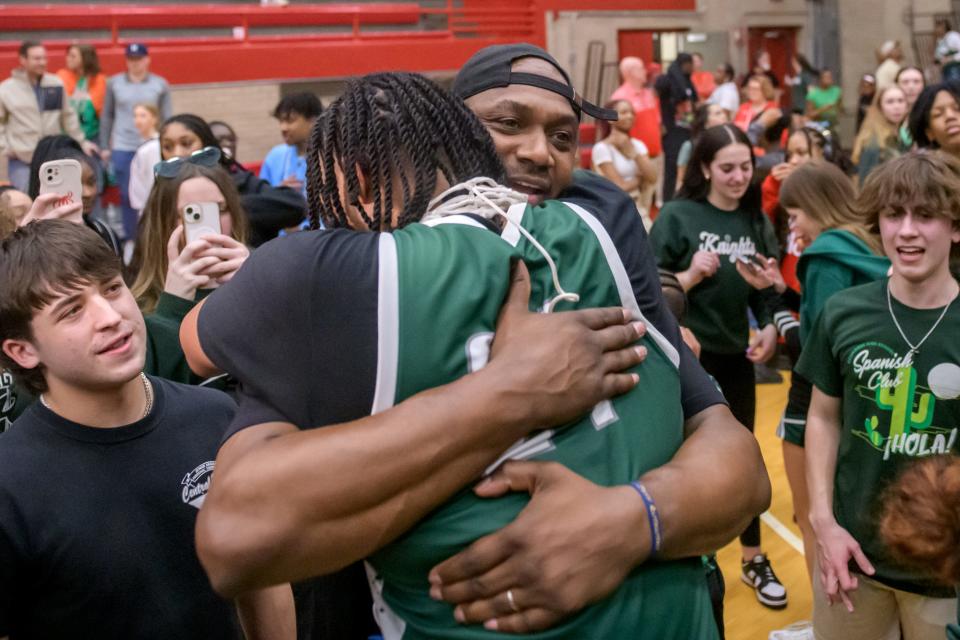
[196,266,646,597]
[428,402,769,632]
[0,92,8,159]
[99,78,114,150]
[806,387,874,611]
[644,403,770,555]
[234,584,296,640]
[806,387,840,532]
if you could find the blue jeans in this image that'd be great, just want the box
[7,157,30,193]
[111,149,137,241]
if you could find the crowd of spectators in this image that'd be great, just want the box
[1,29,960,640]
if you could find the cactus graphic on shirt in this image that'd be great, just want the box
[863,415,883,447]
[873,366,934,441]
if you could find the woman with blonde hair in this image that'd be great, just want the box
[853,85,910,183]
[128,102,162,213]
[734,74,778,132]
[771,161,889,583]
[130,157,249,314]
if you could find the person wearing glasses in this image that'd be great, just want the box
[159,114,306,246]
[130,147,249,319]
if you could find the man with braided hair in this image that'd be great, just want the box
[185,70,767,637]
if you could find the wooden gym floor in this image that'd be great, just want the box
[718,372,814,640]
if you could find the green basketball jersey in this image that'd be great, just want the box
[366,201,717,639]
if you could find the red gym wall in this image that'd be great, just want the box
[0,1,696,85]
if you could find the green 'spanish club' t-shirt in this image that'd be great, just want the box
[796,279,960,596]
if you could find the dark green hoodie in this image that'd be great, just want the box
[796,229,890,343]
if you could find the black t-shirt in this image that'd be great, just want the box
[0,378,239,639]
[199,228,382,640]
[200,228,380,441]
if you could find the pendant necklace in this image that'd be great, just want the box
[886,283,956,360]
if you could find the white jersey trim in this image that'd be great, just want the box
[421,214,489,230]
[372,234,399,415]
[500,202,526,247]
[365,561,406,639]
[561,201,681,369]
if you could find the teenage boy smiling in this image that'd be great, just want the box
[799,151,960,639]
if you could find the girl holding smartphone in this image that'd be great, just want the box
[650,123,785,610]
[131,156,249,314]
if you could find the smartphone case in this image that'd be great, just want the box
[38,159,83,208]
[182,202,223,244]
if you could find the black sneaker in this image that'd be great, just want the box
[741,553,787,609]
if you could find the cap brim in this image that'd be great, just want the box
[581,102,618,121]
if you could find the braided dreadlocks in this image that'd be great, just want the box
[306,72,505,230]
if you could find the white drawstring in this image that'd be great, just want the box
[424,178,580,312]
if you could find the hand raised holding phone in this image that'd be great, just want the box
[164,201,251,301]
[34,160,84,225]
[735,253,786,293]
[164,225,222,301]
[19,192,84,227]
[195,234,249,286]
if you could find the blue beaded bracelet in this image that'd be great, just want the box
[630,481,663,558]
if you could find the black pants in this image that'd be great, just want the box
[661,126,690,202]
[699,350,761,548]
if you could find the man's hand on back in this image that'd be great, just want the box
[428,460,649,633]
[483,260,647,430]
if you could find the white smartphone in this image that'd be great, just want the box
[182,202,222,244]
[38,159,83,210]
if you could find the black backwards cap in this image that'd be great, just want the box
[452,43,618,121]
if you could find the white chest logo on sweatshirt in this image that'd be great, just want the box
[698,232,757,263]
[181,461,215,509]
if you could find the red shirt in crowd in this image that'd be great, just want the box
[734,100,779,132]
[761,173,801,292]
[691,70,716,102]
[610,82,663,158]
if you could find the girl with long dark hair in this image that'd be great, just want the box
[651,123,786,609]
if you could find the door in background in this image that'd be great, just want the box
[618,30,656,65]
[747,26,799,109]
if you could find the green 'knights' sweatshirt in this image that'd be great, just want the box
[651,198,780,354]
[796,229,890,344]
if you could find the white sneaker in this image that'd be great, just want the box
[769,621,813,640]
[741,553,788,609]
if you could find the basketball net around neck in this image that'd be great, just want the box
[424,177,580,313]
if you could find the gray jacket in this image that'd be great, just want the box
[101,72,172,151]
[0,69,84,163]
